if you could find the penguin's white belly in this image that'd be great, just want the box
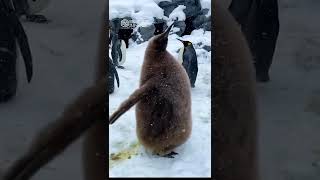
[109,47,112,59]
[27,0,51,14]
[118,40,126,65]
[178,47,184,64]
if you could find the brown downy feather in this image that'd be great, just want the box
[213,2,258,180]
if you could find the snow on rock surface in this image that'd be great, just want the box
[200,0,211,16]
[109,0,165,26]
[168,5,186,21]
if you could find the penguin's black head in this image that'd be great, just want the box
[150,23,174,51]
[177,38,193,47]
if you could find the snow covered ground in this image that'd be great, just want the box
[109,31,211,177]
[258,1,320,179]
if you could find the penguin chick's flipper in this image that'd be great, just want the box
[109,78,157,125]
[2,78,106,180]
[11,13,33,83]
[26,14,49,23]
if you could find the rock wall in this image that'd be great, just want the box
[109,0,211,46]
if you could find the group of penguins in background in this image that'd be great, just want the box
[0,0,50,103]
[108,23,199,94]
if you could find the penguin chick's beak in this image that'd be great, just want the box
[162,23,174,39]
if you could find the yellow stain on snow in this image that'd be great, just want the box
[109,142,141,168]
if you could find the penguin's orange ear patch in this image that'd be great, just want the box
[188,42,192,46]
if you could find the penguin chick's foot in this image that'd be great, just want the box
[117,66,125,69]
[159,151,179,158]
[26,14,49,23]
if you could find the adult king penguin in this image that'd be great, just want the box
[110,29,126,69]
[177,38,198,88]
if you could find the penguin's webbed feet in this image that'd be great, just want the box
[158,151,179,158]
[26,14,50,23]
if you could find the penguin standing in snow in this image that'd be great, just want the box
[12,0,50,23]
[108,57,119,94]
[0,0,33,102]
[110,30,126,69]
[177,38,198,88]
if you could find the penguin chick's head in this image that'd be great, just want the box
[148,23,174,52]
[177,38,193,47]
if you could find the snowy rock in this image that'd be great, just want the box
[109,0,211,45]
[158,0,202,18]
[192,9,211,31]
[172,21,186,36]
[131,25,155,44]
[200,0,211,16]
[168,5,186,21]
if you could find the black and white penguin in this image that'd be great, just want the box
[110,30,126,69]
[12,0,50,23]
[108,57,119,94]
[177,38,198,88]
[229,0,279,82]
[0,0,33,102]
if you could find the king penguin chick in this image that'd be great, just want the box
[177,38,198,88]
[109,23,192,158]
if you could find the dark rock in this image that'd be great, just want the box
[158,0,202,18]
[138,25,156,42]
[173,21,186,36]
[192,12,211,31]
[110,0,211,44]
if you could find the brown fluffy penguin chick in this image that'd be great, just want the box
[109,24,192,156]
[213,1,258,180]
